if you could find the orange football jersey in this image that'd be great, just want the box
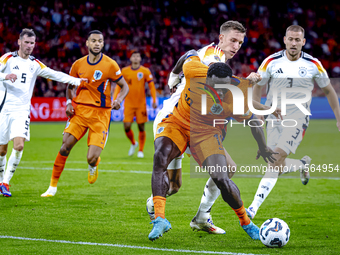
[173,56,253,131]
[113,65,156,108]
[70,54,122,108]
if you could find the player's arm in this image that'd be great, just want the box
[321,83,340,131]
[168,49,198,89]
[0,57,17,83]
[112,77,129,110]
[37,60,87,86]
[244,115,277,163]
[146,69,157,108]
[65,84,76,118]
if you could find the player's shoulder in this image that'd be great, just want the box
[258,50,285,72]
[140,65,151,73]
[122,65,131,71]
[300,51,321,64]
[0,51,16,64]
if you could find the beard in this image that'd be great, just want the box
[89,48,102,56]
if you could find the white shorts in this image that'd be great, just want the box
[0,111,31,144]
[266,116,308,155]
[153,109,190,170]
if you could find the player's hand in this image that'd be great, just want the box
[256,146,278,163]
[152,102,157,109]
[246,72,261,84]
[111,100,121,110]
[66,103,75,118]
[5,73,17,83]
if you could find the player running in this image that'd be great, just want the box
[41,30,129,197]
[0,28,87,197]
[245,25,340,219]
[113,51,157,158]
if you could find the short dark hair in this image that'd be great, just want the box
[286,25,305,37]
[88,30,103,38]
[20,28,36,39]
[220,20,246,34]
[207,62,232,79]
[131,50,141,56]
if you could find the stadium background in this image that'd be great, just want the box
[1,0,340,121]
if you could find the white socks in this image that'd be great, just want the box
[3,149,23,184]
[249,170,279,215]
[196,177,221,221]
[0,154,7,183]
[283,158,305,174]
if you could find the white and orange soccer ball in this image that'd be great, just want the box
[259,218,290,248]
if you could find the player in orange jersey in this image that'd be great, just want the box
[148,51,276,241]
[41,30,129,197]
[113,51,157,158]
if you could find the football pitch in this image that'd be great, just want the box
[1,120,339,254]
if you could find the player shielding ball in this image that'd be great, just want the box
[113,51,157,158]
[41,30,129,197]
[0,28,87,197]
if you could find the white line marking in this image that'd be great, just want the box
[0,235,265,255]
[18,166,340,179]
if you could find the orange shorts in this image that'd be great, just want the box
[190,130,225,166]
[64,103,111,149]
[155,115,225,165]
[123,105,147,124]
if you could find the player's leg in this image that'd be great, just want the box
[137,123,146,158]
[190,148,236,234]
[87,145,102,184]
[149,136,181,241]
[0,144,8,196]
[146,156,183,220]
[41,132,79,197]
[205,154,259,240]
[124,107,138,156]
[1,137,25,196]
[136,106,148,158]
[247,147,286,219]
[1,112,30,197]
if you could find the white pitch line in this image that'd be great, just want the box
[18,166,340,179]
[0,235,265,255]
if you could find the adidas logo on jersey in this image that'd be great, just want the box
[275,68,283,73]
[13,65,19,70]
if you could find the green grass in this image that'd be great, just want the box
[1,120,339,254]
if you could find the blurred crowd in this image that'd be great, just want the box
[1,0,340,97]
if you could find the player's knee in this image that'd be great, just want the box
[60,144,72,156]
[87,155,98,166]
[13,144,24,152]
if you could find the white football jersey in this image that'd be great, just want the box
[161,43,225,116]
[257,50,330,118]
[0,51,82,112]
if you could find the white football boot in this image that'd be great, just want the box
[41,186,57,197]
[190,215,226,234]
[128,142,139,156]
[300,155,311,185]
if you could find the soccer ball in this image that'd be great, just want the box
[259,218,290,248]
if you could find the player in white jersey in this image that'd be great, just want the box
[146,21,268,235]
[0,28,86,197]
[245,25,340,219]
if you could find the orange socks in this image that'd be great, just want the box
[233,204,251,226]
[125,130,136,145]
[153,196,166,219]
[139,131,146,152]
[50,152,68,187]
